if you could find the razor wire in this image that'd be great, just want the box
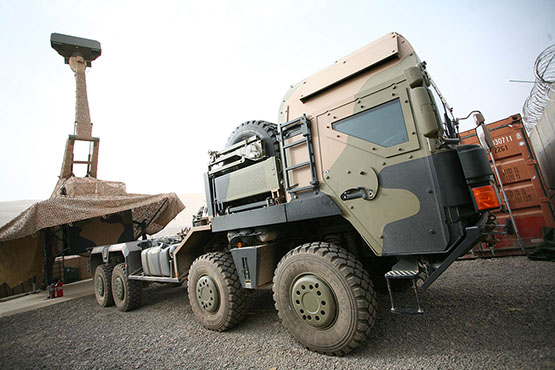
[522,44,555,130]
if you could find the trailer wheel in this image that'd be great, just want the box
[273,242,377,355]
[226,120,279,157]
[94,264,115,307]
[111,263,143,312]
[187,252,248,331]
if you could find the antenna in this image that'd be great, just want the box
[50,33,102,179]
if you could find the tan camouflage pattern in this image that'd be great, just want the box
[278,33,444,255]
[59,55,99,179]
[0,177,184,287]
[69,55,92,139]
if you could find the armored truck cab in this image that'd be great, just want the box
[206,33,493,259]
[90,32,499,355]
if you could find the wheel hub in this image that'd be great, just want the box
[114,276,124,300]
[291,274,337,328]
[95,276,104,297]
[196,275,219,313]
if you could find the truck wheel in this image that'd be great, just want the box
[111,263,143,312]
[226,120,279,157]
[94,264,115,307]
[273,242,377,355]
[187,252,248,331]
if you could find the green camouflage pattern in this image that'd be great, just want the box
[277,33,445,255]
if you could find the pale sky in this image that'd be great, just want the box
[1,0,554,202]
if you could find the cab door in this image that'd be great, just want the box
[316,81,436,255]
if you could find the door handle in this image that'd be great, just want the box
[341,187,375,201]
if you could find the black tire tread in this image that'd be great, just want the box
[112,263,143,312]
[95,264,115,307]
[188,252,248,331]
[226,120,279,157]
[273,242,377,356]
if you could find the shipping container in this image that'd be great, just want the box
[460,114,555,257]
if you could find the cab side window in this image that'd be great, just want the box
[332,98,408,147]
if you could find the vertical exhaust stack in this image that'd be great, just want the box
[50,33,101,179]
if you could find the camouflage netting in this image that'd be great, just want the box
[0,177,184,287]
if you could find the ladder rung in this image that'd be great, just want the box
[281,118,303,130]
[288,185,315,193]
[283,139,307,149]
[284,128,304,139]
[286,161,310,171]
[73,160,92,165]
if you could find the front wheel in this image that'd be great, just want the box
[187,252,248,331]
[273,242,377,355]
[111,263,143,312]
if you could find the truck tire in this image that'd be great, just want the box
[94,264,115,307]
[111,263,143,312]
[187,252,248,331]
[226,120,279,157]
[273,242,377,355]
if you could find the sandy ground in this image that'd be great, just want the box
[0,256,553,369]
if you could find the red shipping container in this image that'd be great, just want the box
[460,114,555,257]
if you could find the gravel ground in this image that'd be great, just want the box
[0,256,554,369]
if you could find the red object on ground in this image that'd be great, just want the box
[49,283,56,299]
[460,114,555,257]
[56,281,63,297]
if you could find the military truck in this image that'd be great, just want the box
[90,32,500,355]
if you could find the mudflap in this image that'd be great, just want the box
[420,225,483,289]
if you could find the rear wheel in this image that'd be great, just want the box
[94,264,114,307]
[273,242,377,355]
[111,263,143,312]
[187,252,248,331]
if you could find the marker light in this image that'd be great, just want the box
[472,185,500,211]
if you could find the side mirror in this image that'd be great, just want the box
[474,112,485,125]
[474,114,494,151]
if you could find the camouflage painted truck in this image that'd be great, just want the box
[90,32,500,355]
